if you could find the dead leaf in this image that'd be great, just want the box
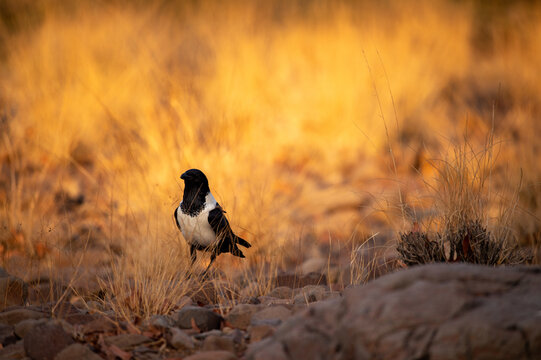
[126,322,141,335]
[143,329,161,338]
[190,317,200,332]
[108,344,132,360]
[97,334,132,360]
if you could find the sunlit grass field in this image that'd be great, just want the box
[0,0,540,317]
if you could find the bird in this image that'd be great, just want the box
[174,169,251,276]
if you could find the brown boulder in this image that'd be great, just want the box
[248,324,275,342]
[14,318,48,338]
[266,287,293,299]
[202,334,236,353]
[0,340,26,359]
[82,316,116,334]
[190,282,219,305]
[0,308,47,326]
[226,304,260,330]
[251,306,292,324]
[184,350,237,360]
[23,321,75,360]
[174,306,223,332]
[145,314,176,330]
[54,343,102,360]
[166,327,195,351]
[0,323,15,346]
[292,285,336,305]
[103,333,152,351]
[247,264,541,360]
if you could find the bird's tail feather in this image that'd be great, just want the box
[231,245,245,258]
[235,236,251,248]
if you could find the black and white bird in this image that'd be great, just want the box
[174,169,251,275]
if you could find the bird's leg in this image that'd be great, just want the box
[186,246,197,279]
[201,253,216,279]
[190,245,197,265]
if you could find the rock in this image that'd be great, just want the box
[184,350,237,360]
[0,276,28,310]
[0,323,16,347]
[293,285,337,304]
[300,258,327,274]
[54,343,102,360]
[193,329,223,340]
[82,316,116,334]
[222,326,235,335]
[23,322,75,360]
[227,328,245,348]
[240,282,261,298]
[132,346,162,360]
[174,306,223,332]
[247,264,541,360]
[250,319,281,327]
[202,335,235,352]
[62,313,96,326]
[0,308,47,326]
[272,272,326,289]
[266,287,293,299]
[176,295,195,309]
[0,340,26,359]
[226,304,259,330]
[251,306,292,324]
[57,319,76,338]
[166,327,195,350]
[14,318,48,338]
[248,341,288,360]
[145,314,176,330]
[190,283,219,305]
[103,334,152,351]
[248,324,275,342]
[258,297,292,307]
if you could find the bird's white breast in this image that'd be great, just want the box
[176,192,217,247]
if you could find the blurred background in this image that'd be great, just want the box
[0,0,539,290]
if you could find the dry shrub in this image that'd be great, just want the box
[398,219,531,266]
[397,137,532,266]
[397,231,446,266]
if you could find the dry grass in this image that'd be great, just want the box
[0,0,540,319]
[98,239,192,320]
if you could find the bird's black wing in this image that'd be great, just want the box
[208,204,234,241]
[208,204,249,257]
[174,206,181,231]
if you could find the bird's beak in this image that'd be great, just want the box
[180,172,188,180]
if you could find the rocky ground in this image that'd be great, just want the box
[0,264,539,360]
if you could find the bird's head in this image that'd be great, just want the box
[180,169,209,187]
